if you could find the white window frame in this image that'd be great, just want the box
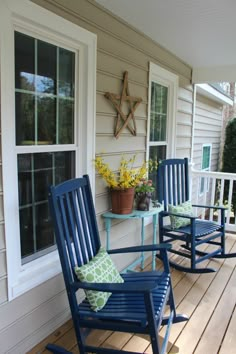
[146,62,178,162]
[199,144,212,196]
[0,0,97,300]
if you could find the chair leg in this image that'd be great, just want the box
[159,218,164,244]
[46,344,73,354]
[215,230,236,258]
[144,293,161,354]
[190,236,196,271]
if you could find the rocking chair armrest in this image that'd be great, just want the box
[192,204,227,210]
[107,244,172,255]
[72,279,162,293]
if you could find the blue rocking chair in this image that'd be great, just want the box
[47,175,187,354]
[157,158,236,274]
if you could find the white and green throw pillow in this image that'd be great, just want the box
[168,200,193,229]
[74,247,124,312]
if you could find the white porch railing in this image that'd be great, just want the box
[190,168,236,233]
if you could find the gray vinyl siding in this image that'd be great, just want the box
[191,93,223,206]
[176,83,194,158]
[193,93,223,171]
[0,0,204,352]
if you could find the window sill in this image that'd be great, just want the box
[10,251,61,299]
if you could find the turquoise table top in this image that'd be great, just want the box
[102,205,163,219]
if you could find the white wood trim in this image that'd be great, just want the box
[147,62,178,160]
[145,62,178,225]
[0,0,97,300]
[196,84,233,105]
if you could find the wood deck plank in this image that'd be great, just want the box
[173,241,236,354]
[194,261,236,354]
[219,305,236,354]
[122,335,150,352]
[102,331,133,350]
[28,235,236,354]
[26,319,74,354]
[164,241,236,348]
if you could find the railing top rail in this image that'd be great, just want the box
[191,168,236,180]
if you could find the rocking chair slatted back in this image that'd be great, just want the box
[158,157,189,210]
[49,176,100,278]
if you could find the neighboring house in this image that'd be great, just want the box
[191,86,232,204]
[0,0,233,353]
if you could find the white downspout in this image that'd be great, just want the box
[191,84,197,163]
[189,84,197,200]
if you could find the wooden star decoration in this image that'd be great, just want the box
[104,71,142,139]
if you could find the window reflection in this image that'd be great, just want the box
[59,48,75,97]
[15,32,75,146]
[15,30,76,263]
[15,92,35,145]
[15,32,35,91]
[18,151,75,259]
[37,96,56,144]
[37,40,56,94]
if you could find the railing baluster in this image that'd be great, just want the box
[209,177,216,221]
[191,168,236,233]
[226,179,233,226]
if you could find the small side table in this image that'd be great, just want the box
[102,206,163,271]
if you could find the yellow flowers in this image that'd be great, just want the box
[94,155,158,189]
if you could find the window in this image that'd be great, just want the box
[15,32,76,263]
[147,63,178,197]
[0,0,96,299]
[200,144,212,195]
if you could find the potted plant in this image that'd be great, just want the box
[94,155,158,214]
[135,179,156,211]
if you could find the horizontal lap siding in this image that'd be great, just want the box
[193,94,223,171]
[176,85,193,158]
[0,0,193,352]
[192,94,223,206]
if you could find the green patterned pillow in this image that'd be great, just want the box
[74,247,124,312]
[168,200,193,229]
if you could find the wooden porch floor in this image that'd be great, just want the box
[28,234,236,354]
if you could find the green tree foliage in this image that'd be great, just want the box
[222,117,236,215]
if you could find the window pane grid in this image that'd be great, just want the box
[202,146,211,169]
[15,31,76,263]
[15,32,75,146]
[149,82,168,142]
[18,152,75,262]
[200,145,211,194]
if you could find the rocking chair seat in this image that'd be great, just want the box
[165,219,222,237]
[79,271,170,323]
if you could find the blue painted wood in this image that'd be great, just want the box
[48,175,187,354]
[157,158,236,274]
[46,344,72,353]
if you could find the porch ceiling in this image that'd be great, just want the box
[95,0,236,83]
